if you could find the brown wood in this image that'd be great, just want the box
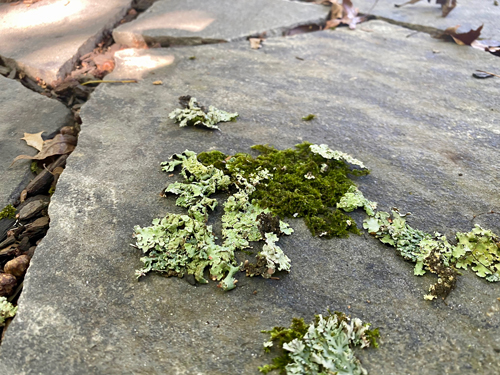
[26,154,68,196]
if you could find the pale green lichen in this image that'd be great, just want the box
[363,210,457,300]
[259,233,291,274]
[0,204,16,220]
[337,186,377,216]
[310,144,366,169]
[453,225,500,282]
[168,96,238,130]
[135,149,292,291]
[260,312,379,375]
[0,297,17,327]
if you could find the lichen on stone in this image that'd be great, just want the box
[168,96,238,130]
[0,204,16,220]
[310,144,366,169]
[337,186,377,216]
[259,311,379,375]
[453,225,500,282]
[0,297,17,327]
[363,209,458,300]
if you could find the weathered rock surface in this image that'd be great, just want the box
[0,0,133,84]
[354,0,500,40]
[0,75,72,209]
[1,21,499,374]
[113,0,329,47]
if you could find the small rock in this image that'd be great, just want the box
[18,199,48,221]
[0,273,17,297]
[4,255,30,278]
[19,216,49,241]
[25,246,36,259]
[17,237,30,253]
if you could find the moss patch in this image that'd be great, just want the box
[199,142,369,238]
[0,205,16,220]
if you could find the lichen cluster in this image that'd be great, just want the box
[260,311,379,375]
[134,142,371,290]
[168,96,238,130]
[364,210,500,299]
[0,297,17,327]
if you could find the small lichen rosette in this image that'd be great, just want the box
[260,312,379,375]
[0,297,17,327]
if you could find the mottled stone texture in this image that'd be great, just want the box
[0,0,133,84]
[0,21,499,375]
[113,0,329,47]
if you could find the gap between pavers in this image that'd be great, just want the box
[0,20,499,375]
[0,75,72,210]
[0,0,133,85]
[112,0,330,48]
[353,0,500,40]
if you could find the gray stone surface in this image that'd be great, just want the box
[113,0,329,47]
[0,0,133,85]
[0,75,72,209]
[354,0,500,40]
[1,21,500,374]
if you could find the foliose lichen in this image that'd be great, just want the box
[259,311,379,375]
[0,297,17,327]
[453,225,500,282]
[337,186,377,216]
[363,209,500,300]
[0,204,16,220]
[168,96,238,130]
[135,149,293,290]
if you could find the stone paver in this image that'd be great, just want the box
[1,21,500,374]
[113,0,329,47]
[0,0,133,85]
[355,0,500,40]
[0,75,72,210]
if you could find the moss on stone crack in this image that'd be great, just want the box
[0,204,16,220]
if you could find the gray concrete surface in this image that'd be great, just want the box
[0,0,133,85]
[1,21,499,374]
[0,75,72,209]
[113,0,329,47]
[354,0,500,40]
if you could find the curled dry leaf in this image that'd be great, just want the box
[13,133,77,164]
[152,80,163,85]
[441,24,483,46]
[326,0,366,30]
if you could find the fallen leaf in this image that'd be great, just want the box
[12,134,76,164]
[153,80,163,85]
[20,132,44,151]
[249,38,264,49]
[326,0,366,30]
[20,189,27,203]
[442,24,483,46]
[330,0,343,19]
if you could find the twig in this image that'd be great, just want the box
[81,79,138,86]
[476,70,500,78]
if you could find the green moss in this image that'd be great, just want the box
[200,142,369,238]
[301,114,315,121]
[30,161,40,174]
[0,297,17,327]
[260,311,379,374]
[0,204,16,220]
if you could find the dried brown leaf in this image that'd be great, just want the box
[20,132,44,151]
[249,38,264,49]
[444,24,483,46]
[327,0,366,30]
[13,134,76,163]
[438,0,457,17]
[330,0,343,19]
[152,80,163,85]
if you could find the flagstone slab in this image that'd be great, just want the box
[0,75,72,213]
[1,21,500,374]
[0,0,133,85]
[112,0,329,48]
[354,0,500,40]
